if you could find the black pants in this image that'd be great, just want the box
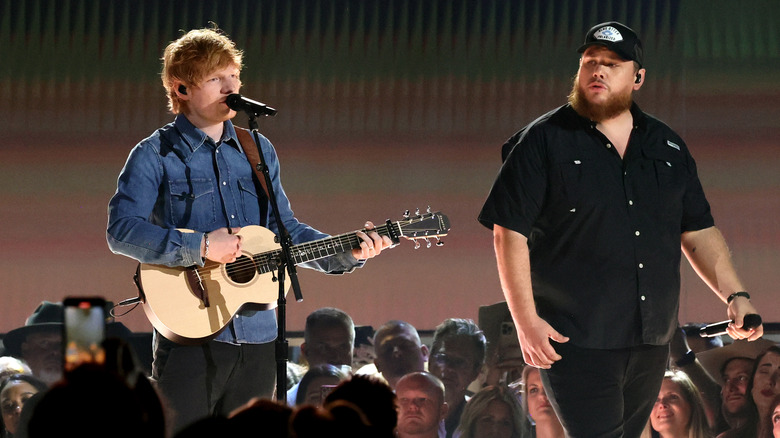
[540,342,669,438]
[151,336,276,435]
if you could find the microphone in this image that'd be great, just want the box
[699,313,762,338]
[226,94,277,117]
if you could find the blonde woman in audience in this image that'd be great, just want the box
[454,385,528,438]
[522,366,565,438]
[649,369,712,438]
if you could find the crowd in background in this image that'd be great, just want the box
[0,301,778,438]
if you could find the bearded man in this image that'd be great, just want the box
[479,21,763,437]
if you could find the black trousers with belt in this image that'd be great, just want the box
[151,335,277,435]
[540,342,669,438]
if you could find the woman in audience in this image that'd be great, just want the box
[750,346,780,429]
[649,369,712,438]
[521,366,565,438]
[757,394,780,438]
[0,374,47,438]
[759,394,780,438]
[295,364,349,406]
[455,385,528,438]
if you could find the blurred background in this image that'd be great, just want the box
[1,0,778,336]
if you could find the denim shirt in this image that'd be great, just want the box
[107,115,362,344]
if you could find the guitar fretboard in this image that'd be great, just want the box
[252,222,399,274]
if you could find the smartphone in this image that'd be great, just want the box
[62,296,107,372]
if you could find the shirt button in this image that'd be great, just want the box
[641,295,646,301]
[231,214,235,219]
[606,143,612,149]
[635,231,640,236]
[629,200,634,205]
[639,263,644,269]
[222,181,227,186]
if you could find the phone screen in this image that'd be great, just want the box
[63,297,107,371]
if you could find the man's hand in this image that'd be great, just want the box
[352,221,394,260]
[516,314,569,369]
[203,227,243,263]
[726,296,764,341]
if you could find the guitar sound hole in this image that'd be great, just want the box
[225,255,256,284]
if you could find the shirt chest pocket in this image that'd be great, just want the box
[552,154,616,212]
[237,177,264,223]
[168,178,217,229]
[640,148,687,207]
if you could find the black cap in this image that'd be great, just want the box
[577,21,643,67]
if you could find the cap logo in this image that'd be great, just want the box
[593,26,623,42]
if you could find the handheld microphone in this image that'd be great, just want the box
[699,313,762,338]
[226,94,277,117]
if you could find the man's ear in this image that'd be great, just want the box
[300,342,307,360]
[420,344,430,361]
[440,401,449,421]
[633,68,646,90]
[174,81,190,100]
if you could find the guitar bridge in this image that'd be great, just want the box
[185,266,210,308]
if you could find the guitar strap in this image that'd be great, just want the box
[234,126,271,200]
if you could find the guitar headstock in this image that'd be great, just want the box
[393,207,451,249]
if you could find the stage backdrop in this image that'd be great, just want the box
[1,0,778,336]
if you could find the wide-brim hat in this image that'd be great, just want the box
[577,21,644,67]
[696,338,778,385]
[3,301,133,357]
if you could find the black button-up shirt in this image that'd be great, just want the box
[479,104,714,349]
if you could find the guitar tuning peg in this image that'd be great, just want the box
[415,208,421,217]
[435,237,444,247]
[427,205,432,214]
[403,210,410,219]
[424,237,432,248]
[413,240,421,250]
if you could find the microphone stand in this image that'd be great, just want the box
[244,113,303,403]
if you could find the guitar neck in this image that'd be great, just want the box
[253,222,399,273]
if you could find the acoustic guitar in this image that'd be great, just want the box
[135,210,450,344]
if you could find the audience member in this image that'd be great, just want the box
[523,366,564,438]
[697,338,776,437]
[3,301,132,387]
[750,346,780,431]
[648,369,712,438]
[290,401,372,438]
[323,374,398,438]
[229,398,293,436]
[2,302,65,386]
[455,385,527,438]
[295,364,349,406]
[172,415,231,438]
[364,320,428,389]
[759,394,780,438]
[395,372,448,438]
[669,325,724,428]
[428,318,486,438]
[478,302,525,388]
[353,325,376,371]
[26,363,165,438]
[0,374,47,438]
[288,308,355,404]
[0,359,32,386]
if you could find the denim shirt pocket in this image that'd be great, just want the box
[168,178,218,230]
[237,177,264,224]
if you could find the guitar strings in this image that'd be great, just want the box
[189,223,400,278]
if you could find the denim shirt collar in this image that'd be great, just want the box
[171,115,243,156]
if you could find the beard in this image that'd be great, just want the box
[568,74,633,122]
